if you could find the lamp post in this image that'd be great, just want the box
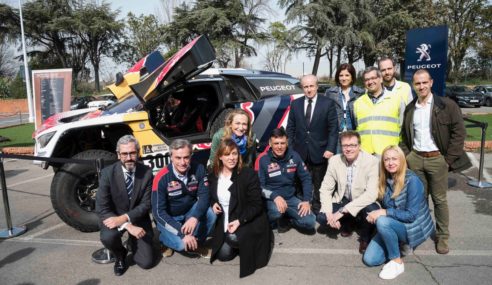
[18,0,34,123]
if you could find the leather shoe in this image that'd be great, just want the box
[436,239,449,254]
[114,259,128,276]
[359,240,369,254]
[340,230,353,237]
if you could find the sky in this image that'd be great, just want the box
[1,0,351,79]
[107,0,335,78]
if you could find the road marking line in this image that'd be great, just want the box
[467,152,492,182]
[275,247,492,256]
[8,237,100,247]
[8,173,54,187]
[22,223,66,239]
[5,237,492,257]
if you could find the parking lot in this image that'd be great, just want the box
[0,152,491,285]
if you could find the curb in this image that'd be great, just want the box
[1,147,34,155]
[464,141,492,151]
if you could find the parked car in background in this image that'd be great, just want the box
[87,94,116,108]
[444,85,483,108]
[317,83,331,95]
[473,85,492,107]
[70,96,96,110]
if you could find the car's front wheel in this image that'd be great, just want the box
[486,97,492,107]
[51,150,117,232]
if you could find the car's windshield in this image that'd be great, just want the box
[486,87,492,92]
[454,86,471,92]
[101,94,142,115]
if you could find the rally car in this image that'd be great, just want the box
[33,36,304,232]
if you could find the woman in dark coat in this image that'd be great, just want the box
[208,138,273,278]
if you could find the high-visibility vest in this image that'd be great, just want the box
[354,93,401,155]
[393,80,413,105]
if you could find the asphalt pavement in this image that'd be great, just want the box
[0,152,491,285]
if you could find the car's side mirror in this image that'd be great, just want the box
[115,72,124,86]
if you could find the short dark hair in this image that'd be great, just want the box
[362,66,382,79]
[378,57,396,67]
[339,131,361,144]
[335,63,357,87]
[413,69,433,80]
[270,127,288,139]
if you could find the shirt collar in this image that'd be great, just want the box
[305,94,317,104]
[415,93,433,108]
[172,164,189,181]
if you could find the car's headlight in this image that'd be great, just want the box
[37,131,56,148]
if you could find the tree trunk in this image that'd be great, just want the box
[311,44,322,75]
[336,45,342,69]
[93,62,100,92]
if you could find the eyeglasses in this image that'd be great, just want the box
[119,151,137,157]
[341,144,359,149]
[364,76,379,82]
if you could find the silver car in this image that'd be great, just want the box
[474,85,492,107]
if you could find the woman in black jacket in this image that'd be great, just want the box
[208,139,273,278]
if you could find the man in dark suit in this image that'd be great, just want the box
[287,74,339,214]
[96,135,155,276]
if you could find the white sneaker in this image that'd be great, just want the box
[379,260,405,280]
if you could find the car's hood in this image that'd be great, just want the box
[129,35,216,103]
[106,50,166,100]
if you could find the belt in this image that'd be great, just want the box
[413,150,441,158]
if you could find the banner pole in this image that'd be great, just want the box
[0,152,27,238]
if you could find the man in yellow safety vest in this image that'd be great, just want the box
[353,67,406,155]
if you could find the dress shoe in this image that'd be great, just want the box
[277,218,291,233]
[340,230,353,237]
[192,246,212,259]
[161,245,174,258]
[114,259,128,276]
[359,240,369,254]
[436,239,449,254]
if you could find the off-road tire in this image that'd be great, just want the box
[51,150,117,232]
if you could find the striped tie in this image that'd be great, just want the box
[125,171,134,199]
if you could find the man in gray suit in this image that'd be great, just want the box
[96,135,155,276]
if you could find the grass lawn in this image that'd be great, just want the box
[465,114,492,141]
[0,123,35,148]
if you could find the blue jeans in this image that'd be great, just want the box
[266,196,316,230]
[157,204,216,251]
[363,216,408,266]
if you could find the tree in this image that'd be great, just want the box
[279,0,331,75]
[163,0,270,68]
[263,22,293,72]
[115,13,165,66]
[69,1,123,92]
[362,0,437,77]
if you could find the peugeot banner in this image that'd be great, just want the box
[404,25,448,96]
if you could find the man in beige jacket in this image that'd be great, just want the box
[317,131,380,254]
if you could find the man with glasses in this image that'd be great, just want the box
[353,66,406,156]
[96,135,155,276]
[152,139,216,258]
[317,131,380,254]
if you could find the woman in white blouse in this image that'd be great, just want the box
[207,139,273,278]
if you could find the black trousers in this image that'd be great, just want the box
[100,226,155,269]
[316,199,380,242]
[305,160,328,214]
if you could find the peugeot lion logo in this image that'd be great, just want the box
[416,43,431,62]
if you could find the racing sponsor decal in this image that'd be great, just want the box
[269,171,281,177]
[143,144,169,154]
[167,181,182,196]
[187,175,199,191]
[268,162,280,172]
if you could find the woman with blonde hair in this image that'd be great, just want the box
[363,145,434,280]
[207,139,273,278]
[208,109,256,168]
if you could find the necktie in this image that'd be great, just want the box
[125,172,134,199]
[305,99,312,126]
